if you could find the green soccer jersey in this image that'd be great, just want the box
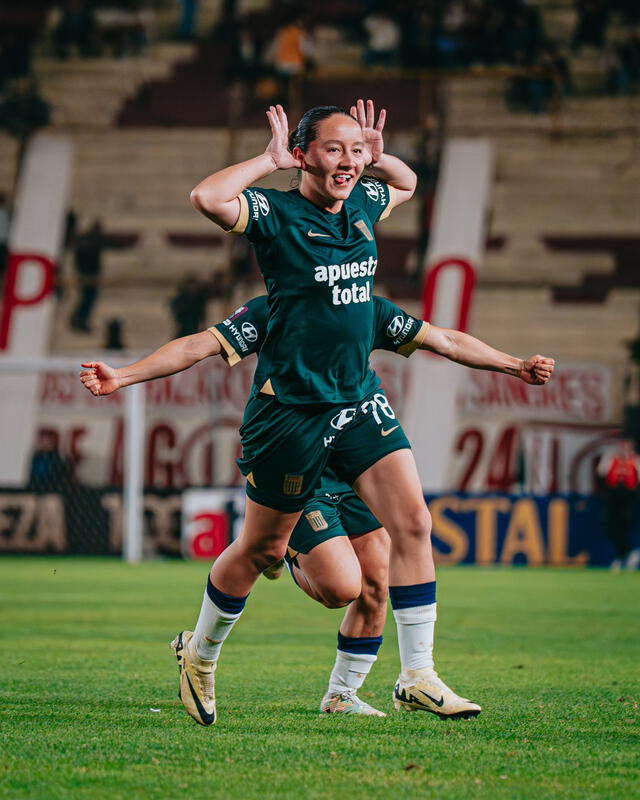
[228,178,397,405]
[209,293,428,496]
[209,295,427,367]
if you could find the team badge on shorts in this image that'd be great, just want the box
[305,510,328,531]
[283,474,304,496]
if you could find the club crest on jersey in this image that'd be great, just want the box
[283,474,304,496]
[241,321,258,342]
[247,189,270,220]
[354,219,373,242]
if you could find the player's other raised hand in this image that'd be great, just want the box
[520,355,555,386]
[350,98,386,166]
[265,105,301,170]
[79,361,121,396]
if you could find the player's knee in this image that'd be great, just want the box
[247,542,287,573]
[359,577,388,614]
[396,505,432,545]
[317,580,360,609]
[394,504,431,550]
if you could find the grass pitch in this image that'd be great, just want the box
[1,558,639,800]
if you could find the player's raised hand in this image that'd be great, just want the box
[79,361,122,396]
[519,355,555,386]
[265,105,301,170]
[350,98,386,166]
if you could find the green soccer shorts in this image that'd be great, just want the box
[237,389,410,512]
[288,488,382,554]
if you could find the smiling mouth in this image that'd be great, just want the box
[332,173,353,187]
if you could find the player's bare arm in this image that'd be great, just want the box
[79,330,222,396]
[350,98,417,205]
[421,324,555,386]
[190,105,301,229]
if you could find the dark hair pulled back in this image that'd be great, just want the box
[288,106,358,152]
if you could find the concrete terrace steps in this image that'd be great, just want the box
[482,248,614,286]
[492,135,640,181]
[470,286,640,366]
[34,43,196,128]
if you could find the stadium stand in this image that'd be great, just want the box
[2,0,639,443]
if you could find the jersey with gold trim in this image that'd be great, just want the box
[210,294,426,366]
[229,178,395,405]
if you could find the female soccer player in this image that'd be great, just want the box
[80,293,554,720]
[137,100,555,726]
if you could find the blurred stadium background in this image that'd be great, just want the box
[0,0,639,568]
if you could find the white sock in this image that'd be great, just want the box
[392,603,437,673]
[327,650,378,695]
[193,589,244,662]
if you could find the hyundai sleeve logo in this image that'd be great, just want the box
[386,315,405,337]
[241,322,258,342]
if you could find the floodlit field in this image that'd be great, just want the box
[1,558,639,800]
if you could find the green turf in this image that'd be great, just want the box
[1,558,638,800]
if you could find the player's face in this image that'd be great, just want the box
[298,114,366,210]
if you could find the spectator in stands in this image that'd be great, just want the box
[96,2,153,58]
[571,0,609,52]
[597,438,640,571]
[362,9,401,68]
[434,0,469,68]
[528,41,572,114]
[0,30,32,88]
[177,0,199,41]
[402,8,437,69]
[63,208,77,251]
[69,219,109,333]
[0,3,49,87]
[268,15,315,106]
[28,429,73,494]
[504,3,544,67]
[0,77,50,140]
[53,0,97,60]
[607,30,640,95]
[104,316,126,350]
[169,272,207,337]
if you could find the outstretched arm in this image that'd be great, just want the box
[421,325,555,385]
[350,98,417,204]
[190,105,301,229]
[79,330,221,396]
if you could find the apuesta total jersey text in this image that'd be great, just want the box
[314,256,377,306]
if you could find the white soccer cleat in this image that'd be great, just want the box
[393,667,481,720]
[170,630,217,726]
[320,689,386,717]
